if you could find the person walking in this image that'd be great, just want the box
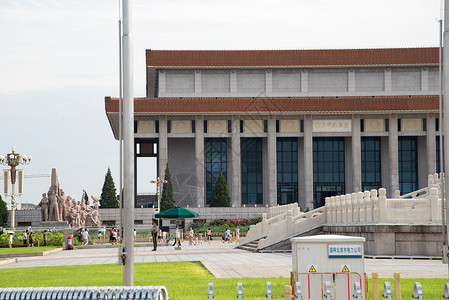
[188,227,194,246]
[8,232,14,248]
[151,220,158,251]
[82,229,89,245]
[235,226,240,244]
[23,230,28,247]
[28,231,34,247]
[172,227,181,247]
[207,227,212,242]
[43,230,47,246]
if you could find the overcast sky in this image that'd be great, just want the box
[0,0,442,205]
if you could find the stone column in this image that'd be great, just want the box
[303,115,314,209]
[267,116,277,206]
[426,114,436,175]
[195,116,205,206]
[158,116,168,178]
[230,116,241,206]
[352,115,362,193]
[389,114,399,197]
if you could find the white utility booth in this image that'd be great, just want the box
[291,235,366,299]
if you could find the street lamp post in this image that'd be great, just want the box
[150,177,167,215]
[0,147,32,230]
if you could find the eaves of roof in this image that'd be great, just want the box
[145,48,438,68]
[105,95,439,115]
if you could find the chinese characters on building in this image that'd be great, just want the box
[313,120,352,133]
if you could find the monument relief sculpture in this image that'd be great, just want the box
[39,168,101,228]
[38,193,49,221]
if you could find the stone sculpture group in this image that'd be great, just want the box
[37,168,100,228]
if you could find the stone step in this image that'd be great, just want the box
[238,245,258,252]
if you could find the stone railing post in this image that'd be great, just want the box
[364,191,372,222]
[346,194,352,223]
[262,213,268,235]
[430,187,440,222]
[341,195,347,223]
[352,193,359,223]
[330,196,336,224]
[394,190,401,198]
[357,192,365,223]
[378,188,387,222]
[325,197,331,223]
[336,196,342,223]
[293,203,299,217]
[371,189,379,223]
[287,209,293,236]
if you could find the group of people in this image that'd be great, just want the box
[222,226,240,243]
[7,229,48,248]
[38,189,100,228]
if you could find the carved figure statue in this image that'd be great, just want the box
[42,168,102,227]
[58,189,67,221]
[48,191,60,221]
[38,193,49,221]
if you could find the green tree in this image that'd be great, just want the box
[0,195,8,227]
[100,168,119,208]
[209,172,231,207]
[84,190,89,206]
[160,164,175,211]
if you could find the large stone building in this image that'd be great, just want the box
[105,47,440,210]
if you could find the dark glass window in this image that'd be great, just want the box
[436,136,444,173]
[205,138,227,204]
[241,138,263,205]
[313,137,345,208]
[277,138,298,205]
[361,137,381,191]
[398,136,418,194]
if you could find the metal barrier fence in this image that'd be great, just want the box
[0,286,168,300]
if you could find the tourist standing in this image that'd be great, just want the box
[207,228,212,241]
[82,229,89,245]
[23,230,28,247]
[43,230,47,246]
[172,227,181,247]
[188,227,194,246]
[235,226,240,244]
[152,220,158,251]
[8,232,14,248]
[29,231,34,247]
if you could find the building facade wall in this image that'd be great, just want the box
[125,50,440,209]
[142,111,438,209]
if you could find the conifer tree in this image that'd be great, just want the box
[0,195,8,227]
[209,172,231,207]
[84,191,89,205]
[100,168,118,208]
[160,164,175,211]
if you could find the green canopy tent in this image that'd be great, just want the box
[155,206,199,219]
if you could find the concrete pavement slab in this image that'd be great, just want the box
[0,241,447,278]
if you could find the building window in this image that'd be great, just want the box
[398,136,418,194]
[277,138,298,205]
[361,137,381,191]
[205,138,227,204]
[436,136,444,173]
[313,137,345,208]
[241,138,263,205]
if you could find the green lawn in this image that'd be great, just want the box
[0,262,446,299]
[0,246,60,255]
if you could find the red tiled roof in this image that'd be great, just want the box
[146,48,438,67]
[105,95,439,114]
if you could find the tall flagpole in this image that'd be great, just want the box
[122,0,135,286]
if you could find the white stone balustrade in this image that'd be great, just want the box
[325,184,444,225]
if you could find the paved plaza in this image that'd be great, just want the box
[0,241,447,279]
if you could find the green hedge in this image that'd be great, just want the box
[0,232,63,248]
